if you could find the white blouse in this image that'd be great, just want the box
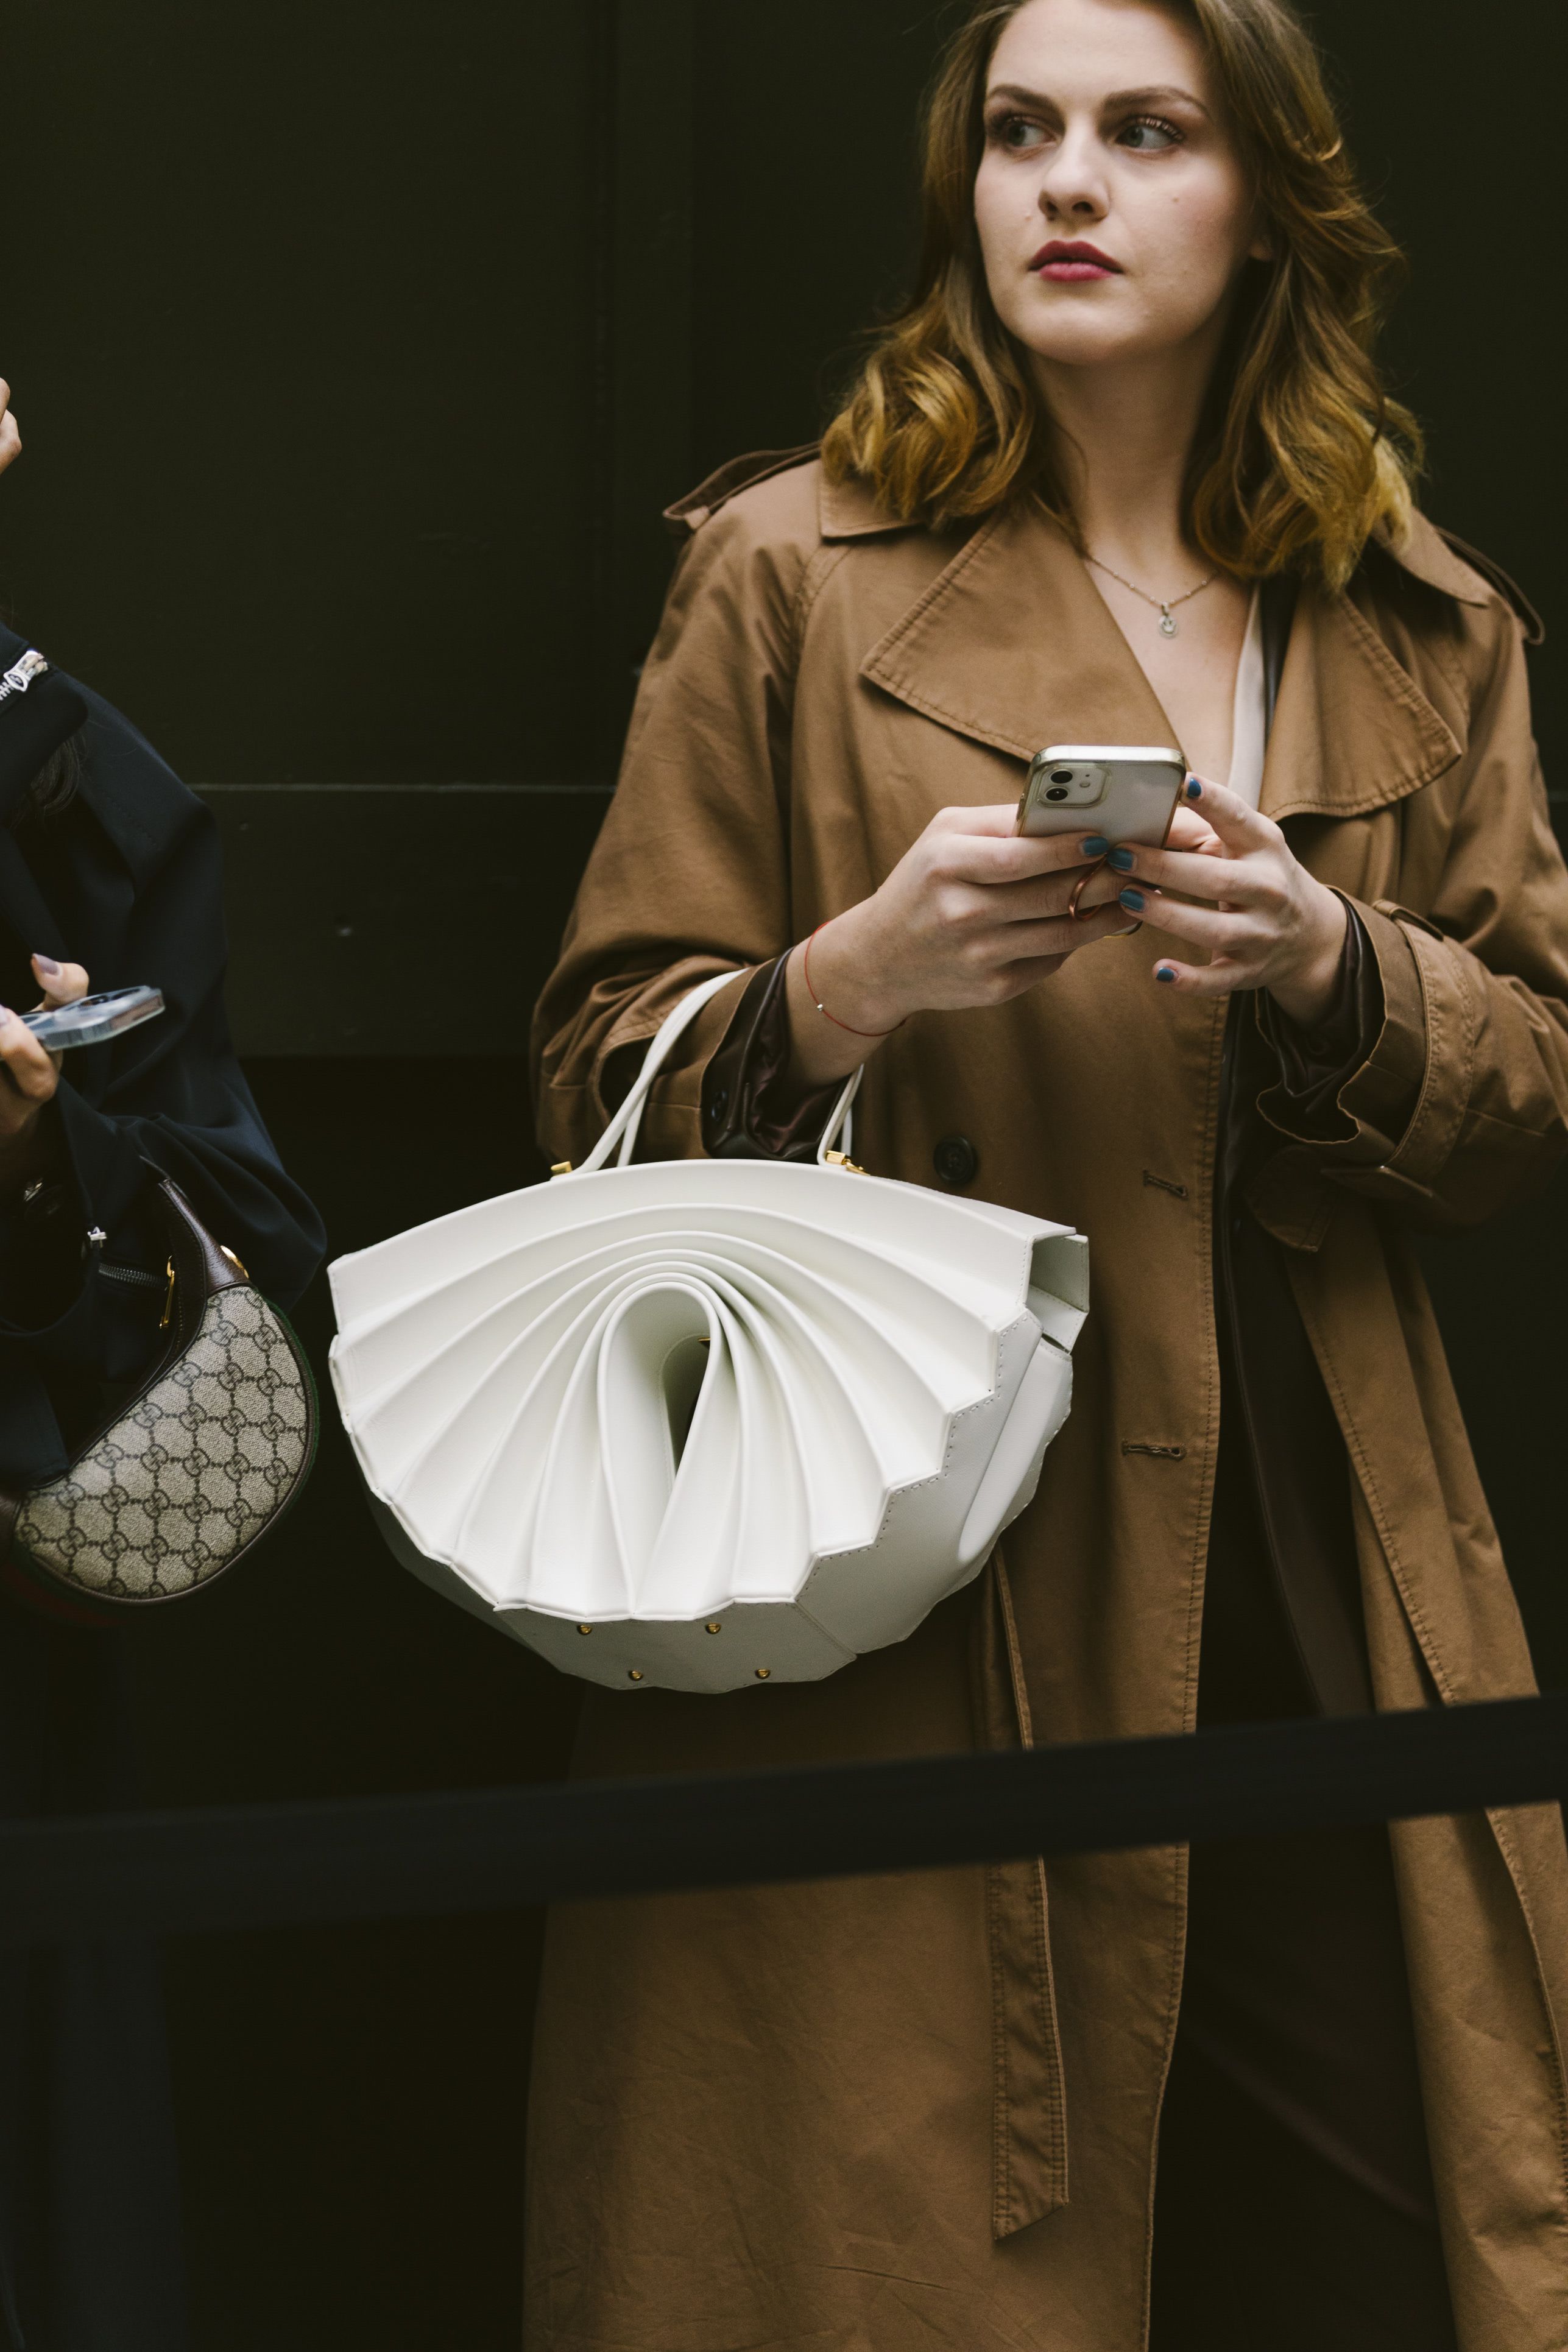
[1227,584,1268,808]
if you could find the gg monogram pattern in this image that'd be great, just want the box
[16,1287,313,1598]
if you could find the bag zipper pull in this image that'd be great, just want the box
[160,1257,176,1329]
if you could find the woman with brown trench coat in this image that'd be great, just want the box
[525,3,1568,2346]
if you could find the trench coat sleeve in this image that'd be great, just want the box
[1249,603,1568,1241]
[531,498,813,1167]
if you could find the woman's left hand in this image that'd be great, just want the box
[1106,774,1349,1027]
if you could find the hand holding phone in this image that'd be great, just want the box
[0,960,154,1178]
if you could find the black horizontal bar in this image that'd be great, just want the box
[1,1694,1563,1947]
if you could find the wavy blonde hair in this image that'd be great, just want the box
[822,0,1421,588]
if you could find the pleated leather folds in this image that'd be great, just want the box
[330,1158,1087,1692]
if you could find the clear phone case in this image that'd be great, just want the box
[20,985,165,1051]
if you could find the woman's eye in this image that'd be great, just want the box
[992,113,1050,154]
[1119,116,1181,152]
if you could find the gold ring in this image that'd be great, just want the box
[1068,857,1107,922]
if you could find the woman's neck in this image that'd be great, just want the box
[1031,333,1223,592]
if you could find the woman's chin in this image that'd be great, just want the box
[1016,320,1160,375]
[1015,313,1212,381]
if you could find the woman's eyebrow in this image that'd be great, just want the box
[985,82,1060,111]
[1104,84,1212,118]
[983,79,1211,120]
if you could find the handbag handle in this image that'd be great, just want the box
[574,967,863,1176]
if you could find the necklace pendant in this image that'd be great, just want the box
[1159,605,1178,638]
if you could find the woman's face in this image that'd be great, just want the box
[973,0,1266,376]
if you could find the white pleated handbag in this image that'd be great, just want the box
[328,972,1088,1693]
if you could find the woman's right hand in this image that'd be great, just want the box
[786,801,1209,1086]
[785,804,1114,1086]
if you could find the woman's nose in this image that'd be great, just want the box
[1036,135,1110,224]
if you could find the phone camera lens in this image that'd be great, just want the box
[1045,787,1070,801]
[1050,769,1075,785]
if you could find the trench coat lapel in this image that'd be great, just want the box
[857,500,1175,765]
[851,490,1471,829]
[1261,579,1464,825]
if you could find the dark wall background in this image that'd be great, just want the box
[0,4,1562,2345]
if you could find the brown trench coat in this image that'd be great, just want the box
[526,449,1568,2352]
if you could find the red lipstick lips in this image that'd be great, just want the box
[1032,239,1123,281]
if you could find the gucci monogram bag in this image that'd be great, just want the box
[0,1170,318,1620]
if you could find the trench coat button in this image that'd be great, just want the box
[933,1134,979,1188]
[707,1085,729,1129]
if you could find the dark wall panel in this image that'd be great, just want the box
[1306,0,1562,776]
[0,1,604,782]
[690,0,934,475]
[202,785,608,1054]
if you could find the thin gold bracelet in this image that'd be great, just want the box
[801,926,906,1039]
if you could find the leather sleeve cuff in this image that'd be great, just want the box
[700,953,841,1161]
[1245,897,1433,1249]
[1255,897,1426,1165]
[1254,905,1376,1142]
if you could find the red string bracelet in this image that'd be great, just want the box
[801,925,906,1038]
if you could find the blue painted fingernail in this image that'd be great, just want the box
[1118,888,1145,913]
[1185,777,1202,800]
[1156,965,1178,984]
[1106,846,1135,872]
[1081,835,1111,856]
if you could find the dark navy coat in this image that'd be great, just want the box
[0,623,325,2351]
[0,632,323,1487]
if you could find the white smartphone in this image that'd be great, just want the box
[1016,744,1187,848]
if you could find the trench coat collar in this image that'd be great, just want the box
[847,488,1474,822]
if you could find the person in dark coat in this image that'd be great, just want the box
[0,389,325,2348]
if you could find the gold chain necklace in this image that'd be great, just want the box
[1084,551,1222,638]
